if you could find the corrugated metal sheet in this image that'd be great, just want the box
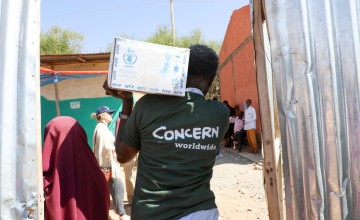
[0,0,43,219]
[264,0,360,219]
[40,53,111,66]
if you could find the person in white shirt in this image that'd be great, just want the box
[92,106,128,220]
[244,99,258,153]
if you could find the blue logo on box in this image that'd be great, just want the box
[123,47,137,65]
[172,78,178,87]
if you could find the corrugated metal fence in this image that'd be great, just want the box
[260,0,360,219]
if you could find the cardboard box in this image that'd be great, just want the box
[108,38,190,96]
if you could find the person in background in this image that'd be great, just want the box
[103,44,230,220]
[223,100,236,116]
[223,100,235,147]
[244,99,258,153]
[122,157,136,204]
[234,104,241,117]
[42,116,109,220]
[115,113,137,205]
[92,106,128,220]
[231,111,246,151]
[212,97,224,159]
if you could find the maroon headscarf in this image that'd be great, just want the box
[43,116,109,220]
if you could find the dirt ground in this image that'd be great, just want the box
[212,146,268,220]
[110,145,269,220]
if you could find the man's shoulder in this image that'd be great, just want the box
[137,94,174,103]
[206,100,230,118]
[212,100,230,110]
[245,105,256,111]
[132,94,183,115]
[136,94,228,115]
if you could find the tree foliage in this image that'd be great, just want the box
[205,40,222,54]
[145,25,223,99]
[105,33,136,52]
[146,25,176,46]
[40,26,84,55]
[146,25,206,49]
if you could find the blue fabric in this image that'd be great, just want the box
[40,72,104,87]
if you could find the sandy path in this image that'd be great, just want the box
[109,146,269,220]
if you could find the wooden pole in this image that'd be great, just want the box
[253,0,283,219]
[54,77,61,116]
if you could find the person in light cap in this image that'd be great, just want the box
[103,44,229,220]
[91,106,128,220]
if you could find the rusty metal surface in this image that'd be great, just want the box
[40,52,111,66]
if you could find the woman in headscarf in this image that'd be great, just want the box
[43,116,110,220]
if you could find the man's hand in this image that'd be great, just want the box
[104,79,138,163]
[103,79,133,102]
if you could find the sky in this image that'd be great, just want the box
[41,0,249,53]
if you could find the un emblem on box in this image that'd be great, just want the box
[108,38,190,96]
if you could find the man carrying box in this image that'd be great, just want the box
[103,44,230,220]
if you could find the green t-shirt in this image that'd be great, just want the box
[121,92,230,220]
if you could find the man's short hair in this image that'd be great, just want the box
[187,44,219,83]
